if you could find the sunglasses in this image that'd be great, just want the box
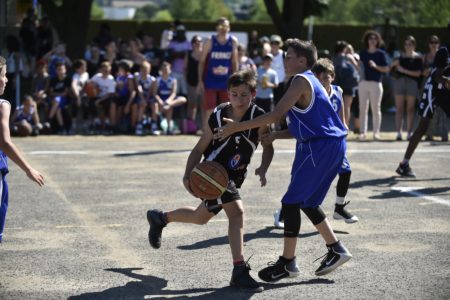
[429,41,439,44]
[217,24,229,30]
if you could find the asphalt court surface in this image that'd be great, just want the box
[0,133,449,299]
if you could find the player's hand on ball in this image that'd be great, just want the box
[255,167,267,187]
[183,176,197,197]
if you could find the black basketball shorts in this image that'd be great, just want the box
[203,180,240,215]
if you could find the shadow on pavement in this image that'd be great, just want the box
[68,267,332,299]
[178,227,348,251]
[370,186,450,200]
[113,149,190,157]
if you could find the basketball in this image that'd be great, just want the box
[84,82,99,98]
[190,161,229,200]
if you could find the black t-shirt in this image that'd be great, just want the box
[142,47,163,77]
[398,55,423,80]
[49,76,71,95]
[203,102,265,188]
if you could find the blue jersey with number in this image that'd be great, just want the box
[286,71,347,142]
[204,35,233,90]
[156,76,175,101]
[329,85,343,115]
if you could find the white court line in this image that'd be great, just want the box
[28,148,450,155]
[391,187,450,207]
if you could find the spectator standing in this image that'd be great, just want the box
[197,17,238,131]
[357,30,390,141]
[237,43,257,72]
[70,59,90,134]
[255,53,278,113]
[141,34,163,78]
[391,35,423,141]
[184,35,203,134]
[128,38,146,73]
[101,40,120,77]
[36,17,54,60]
[332,41,359,131]
[168,25,192,96]
[270,35,286,106]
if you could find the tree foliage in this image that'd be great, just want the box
[170,0,234,21]
[134,3,159,20]
[316,0,450,26]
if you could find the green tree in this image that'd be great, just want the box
[90,1,104,20]
[263,0,329,39]
[153,10,173,21]
[134,2,159,20]
[39,0,93,59]
[170,0,234,21]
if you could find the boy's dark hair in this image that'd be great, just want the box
[0,56,5,73]
[55,61,65,69]
[312,58,335,76]
[334,40,349,55]
[284,39,317,68]
[73,59,87,70]
[118,59,132,72]
[227,69,257,92]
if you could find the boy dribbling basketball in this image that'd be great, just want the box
[146,69,274,292]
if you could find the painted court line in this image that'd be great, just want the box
[28,148,450,155]
[392,187,450,207]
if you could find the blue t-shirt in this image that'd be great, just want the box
[256,66,278,99]
[359,49,388,82]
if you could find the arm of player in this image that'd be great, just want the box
[259,129,293,146]
[216,76,308,140]
[0,102,44,186]
[255,125,274,187]
[183,126,214,196]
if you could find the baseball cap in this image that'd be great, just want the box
[263,53,273,60]
[270,35,283,46]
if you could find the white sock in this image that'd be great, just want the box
[336,196,345,205]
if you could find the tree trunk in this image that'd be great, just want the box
[264,0,305,40]
[39,0,92,59]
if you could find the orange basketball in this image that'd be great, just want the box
[84,82,99,98]
[190,161,229,200]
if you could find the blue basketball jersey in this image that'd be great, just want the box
[329,85,343,115]
[204,35,234,90]
[136,73,155,98]
[286,71,347,142]
[156,76,175,101]
[116,74,133,98]
[0,100,9,175]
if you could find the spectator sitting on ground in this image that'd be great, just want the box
[11,95,43,137]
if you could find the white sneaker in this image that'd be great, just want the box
[273,209,284,229]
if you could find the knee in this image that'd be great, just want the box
[228,207,244,222]
[301,206,326,225]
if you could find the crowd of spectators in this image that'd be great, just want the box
[1,11,448,141]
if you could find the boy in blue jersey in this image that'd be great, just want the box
[0,56,44,243]
[152,61,187,135]
[197,17,239,132]
[268,58,358,226]
[146,69,274,292]
[216,39,352,281]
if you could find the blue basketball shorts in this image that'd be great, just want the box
[338,154,351,174]
[281,137,346,208]
[0,174,9,242]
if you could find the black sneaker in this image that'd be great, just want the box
[315,241,352,276]
[395,163,416,177]
[146,210,167,249]
[258,256,300,282]
[230,262,264,292]
[333,202,359,223]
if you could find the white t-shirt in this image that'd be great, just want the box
[91,73,115,97]
[72,72,89,95]
[272,49,285,82]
